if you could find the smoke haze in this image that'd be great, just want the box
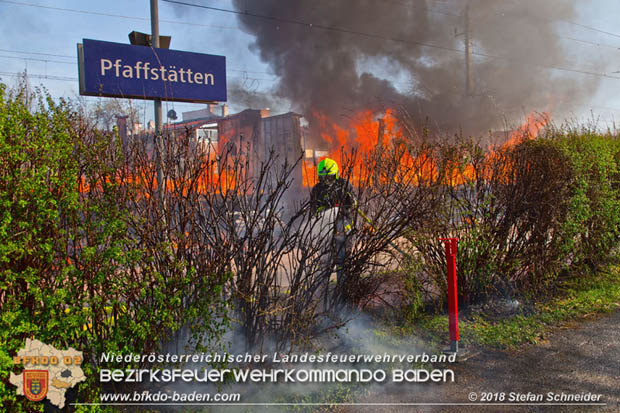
[228,0,599,136]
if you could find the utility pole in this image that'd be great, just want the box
[151,0,164,195]
[464,2,473,96]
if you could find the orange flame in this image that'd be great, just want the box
[303,109,405,186]
[80,109,551,197]
[502,111,550,149]
[77,147,236,198]
[304,109,551,188]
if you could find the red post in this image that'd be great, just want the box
[440,238,459,353]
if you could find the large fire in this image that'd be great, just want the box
[81,109,550,197]
[303,108,550,187]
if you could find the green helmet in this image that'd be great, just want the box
[317,158,339,179]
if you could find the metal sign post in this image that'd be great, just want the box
[151,0,164,199]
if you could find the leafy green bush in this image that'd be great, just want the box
[0,84,231,411]
[553,130,620,269]
[0,85,80,411]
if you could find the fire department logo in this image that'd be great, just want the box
[10,339,85,408]
[23,370,48,402]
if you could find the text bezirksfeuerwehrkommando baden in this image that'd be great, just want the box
[99,352,456,384]
[99,367,454,383]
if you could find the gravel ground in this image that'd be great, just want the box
[348,309,620,413]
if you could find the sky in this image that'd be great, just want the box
[0,0,276,123]
[2,0,620,132]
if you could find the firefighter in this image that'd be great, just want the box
[310,158,355,216]
[309,158,355,307]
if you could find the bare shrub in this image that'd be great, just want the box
[126,125,447,352]
[405,136,574,306]
[334,140,444,310]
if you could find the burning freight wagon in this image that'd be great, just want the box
[158,105,307,206]
[217,109,304,193]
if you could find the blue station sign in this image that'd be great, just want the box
[77,39,226,103]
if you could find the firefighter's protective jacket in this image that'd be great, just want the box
[309,177,355,215]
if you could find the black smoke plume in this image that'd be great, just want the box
[229,0,598,137]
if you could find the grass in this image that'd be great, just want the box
[413,264,620,349]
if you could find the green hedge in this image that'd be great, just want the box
[555,131,620,268]
[0,85,230,411]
